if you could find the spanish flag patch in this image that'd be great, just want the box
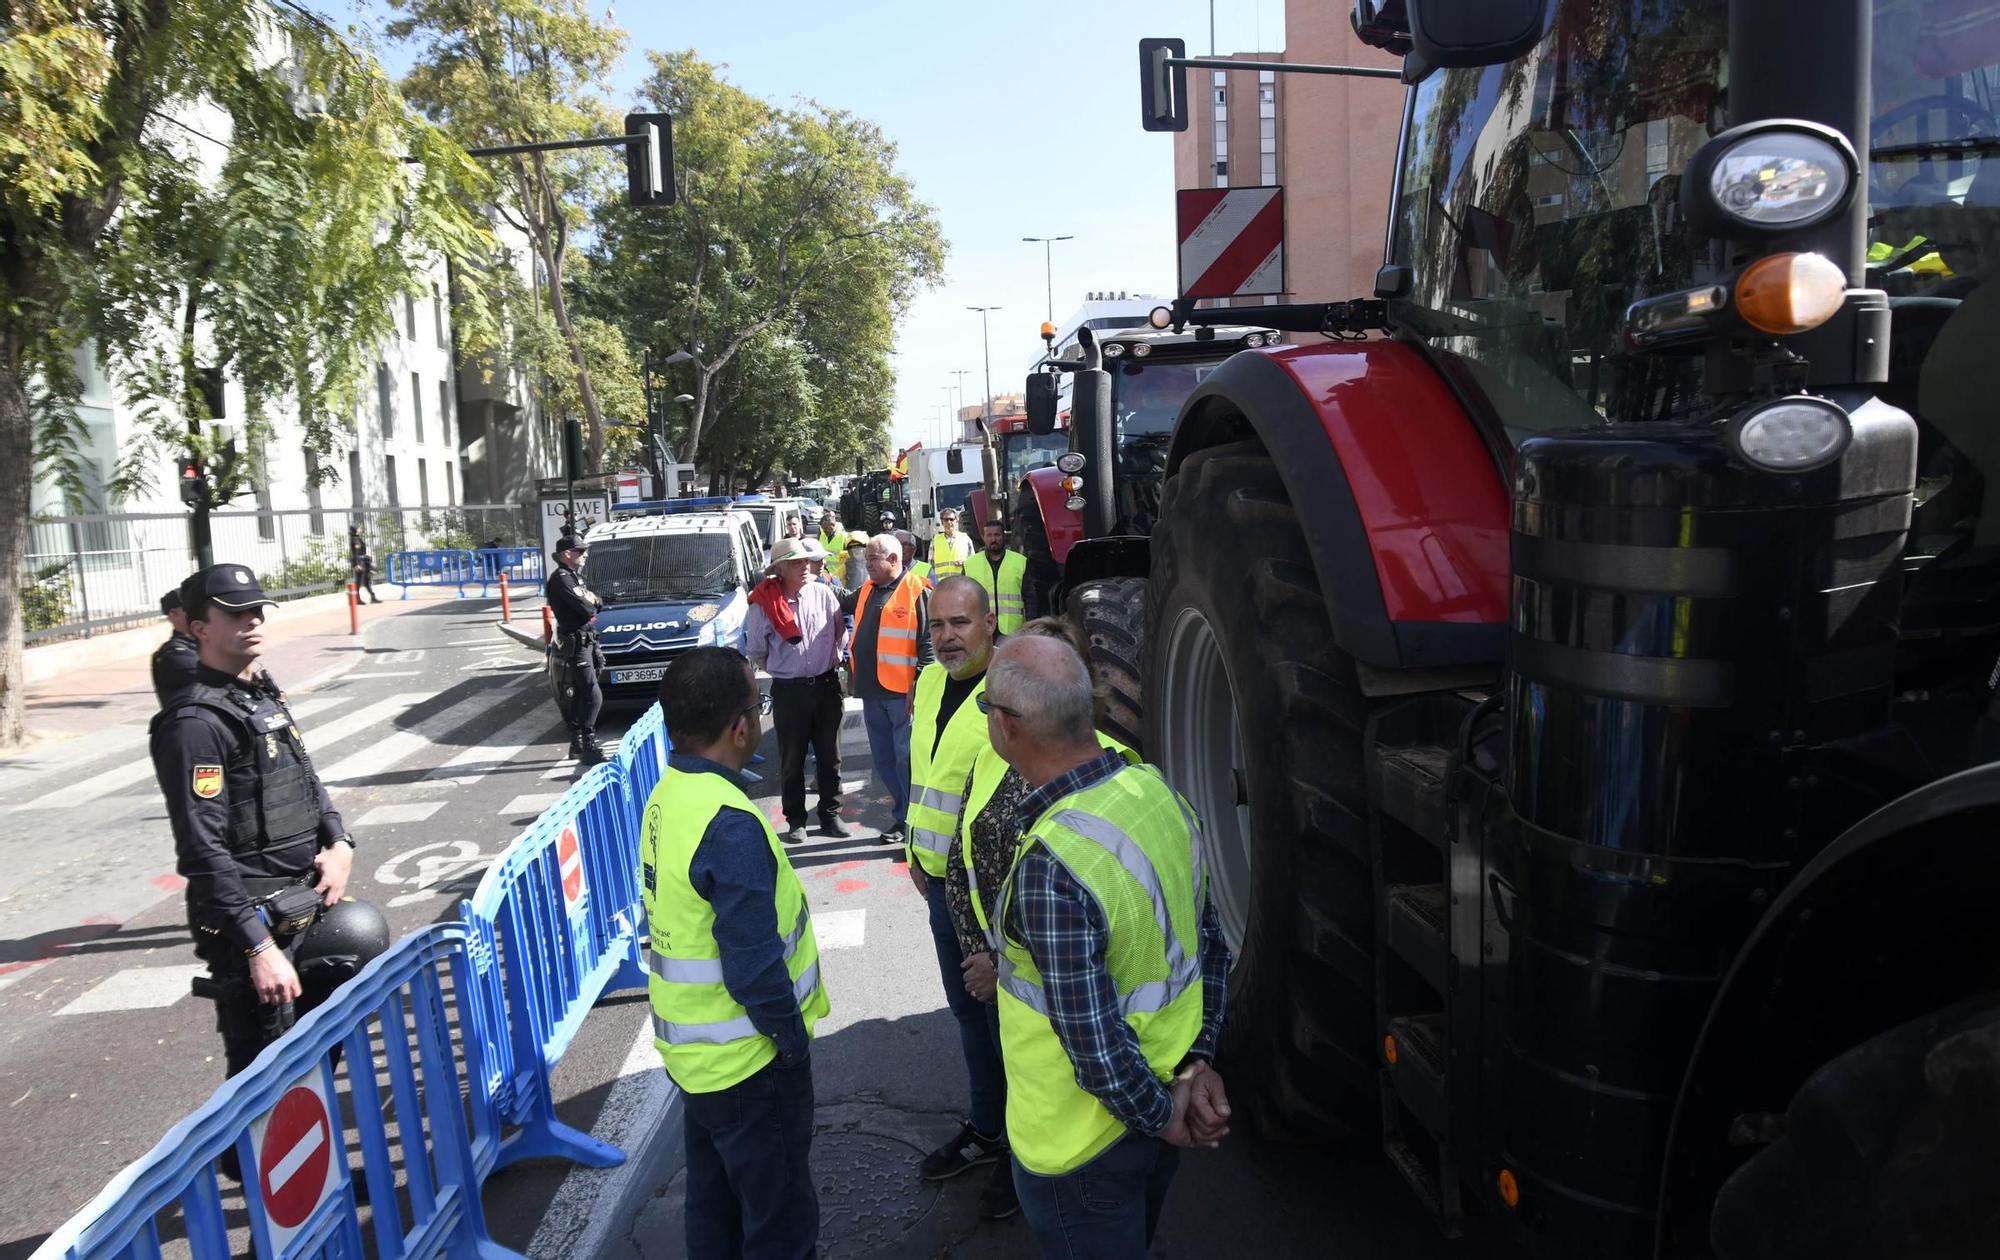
[192,765,223,798]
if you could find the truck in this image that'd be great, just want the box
[1026,2,2000,1255]
[906,444,985,543]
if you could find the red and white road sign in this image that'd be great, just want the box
[250,1074,340,1246]
[558,824,586,908]
[1176,186,1286,299]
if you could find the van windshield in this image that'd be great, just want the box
[586,534,737,602]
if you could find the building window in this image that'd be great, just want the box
[1259,69,1275,83]
[418,457,430,507]
[1646,118,1671,189]
[1214,159,1228,176]
[1215,174,1229,188]
[376,363,393,438]
[1213,70,1226,86]
[439,380,452,446]
[445,461,456,506]
[1260,117,1276,142]
[1261,155,1277,185]
[386,454,400,505]
[405,291,416,340]
[1214,138,1228,158]
[412,372,424,442]
[432,283,446,348]
[1534,192,1567,209]
[348,449,364,510]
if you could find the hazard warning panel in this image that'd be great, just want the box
[558,824,586,909]
[249,1072,341,1249]
[1176,186,1286,300]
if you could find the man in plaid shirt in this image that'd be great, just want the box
[984,635,1234,1257]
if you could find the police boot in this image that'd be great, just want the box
[579,738,610,767]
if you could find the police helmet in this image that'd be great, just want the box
[295,898,391,986]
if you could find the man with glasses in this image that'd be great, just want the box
[641,647,830,1259]
[929,507,974,579]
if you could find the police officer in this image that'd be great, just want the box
[150,564,388,1091]
[152,588,200,708]
[545,533,608,764]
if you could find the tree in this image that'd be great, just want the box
[587,50,944,471]
[0,0,498,747]
[389,0,635,476]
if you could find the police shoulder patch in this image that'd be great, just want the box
[191,765,224,798]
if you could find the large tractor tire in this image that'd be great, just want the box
[1068,577,1147,755]
[1144,440,1378,1142]
[1710,991,2000,1260]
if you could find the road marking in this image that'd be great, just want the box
[499,792,564,817]
[318,692,493,791]
[350,670,424,678]
[374,838,498,908]
[428,703,565,785]
[352,801,448,826]
[528,1016,678,1260]
[7,695,353,812]
[56,963,207,1015]
[815,908,866,950]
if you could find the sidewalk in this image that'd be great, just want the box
[12,586,505,751]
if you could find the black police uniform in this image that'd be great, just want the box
[150,566,383,1077]
[151,630,200,708]
[544,538,607,761]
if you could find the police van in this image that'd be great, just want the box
[556,498,764,703]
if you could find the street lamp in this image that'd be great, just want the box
[966,306,1002,434]
[1021,236,1074,325]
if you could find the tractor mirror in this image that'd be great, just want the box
[946,447,964,476]
[1026,373,1059,435]
[1407,0,1547,67]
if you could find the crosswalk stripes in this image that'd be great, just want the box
[429,702,566,786]
[317,690,502,791]
[6,694,355,813]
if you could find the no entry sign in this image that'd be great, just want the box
[1177,186,1286,299]
[250,1073,340,1247]
[558,824,586,908]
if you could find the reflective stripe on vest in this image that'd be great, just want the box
[993,764,1207,1176]
[963,550,1028,634]
[641,767,832,1093]
[905,664,990,876]
[962,734,1139,947]
[855,571,926,691]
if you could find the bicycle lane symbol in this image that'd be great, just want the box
[372,839,497,909]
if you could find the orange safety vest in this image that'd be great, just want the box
[855,570,927,692]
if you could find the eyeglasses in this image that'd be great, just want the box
[974,694,1018,718]
[745,692,773,719]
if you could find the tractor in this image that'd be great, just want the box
[1029,1,2000,1255]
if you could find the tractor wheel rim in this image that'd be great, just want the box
[1162,605,1253,954]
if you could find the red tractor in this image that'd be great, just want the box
[1024,1,2000,1255]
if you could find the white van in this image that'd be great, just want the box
[908,446,984,543]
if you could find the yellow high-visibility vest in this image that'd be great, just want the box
[963,549,1028,634]
[906,662,989,877]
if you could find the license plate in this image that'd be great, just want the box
[611,667,665,684]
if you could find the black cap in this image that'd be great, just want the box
[179,564,275,617]
[159,589,182,616]
[555,534,588,554]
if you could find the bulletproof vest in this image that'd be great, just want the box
[163,684,324,854]
[545,564,600,637]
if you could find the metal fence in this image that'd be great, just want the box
[23,502,539,643]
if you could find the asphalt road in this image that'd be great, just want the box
[0,598,1523,1258]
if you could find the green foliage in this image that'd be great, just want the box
[18,560,72,632]
[260,535,349,594]
[583,51,944,480]
[419,508,477,550]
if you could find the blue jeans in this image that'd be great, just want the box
[925,877,1006,1136]
[860,695,911,827]
[681,1056,818,1260]
[1012,1133,1181,1259]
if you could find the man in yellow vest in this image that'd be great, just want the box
[817,507,848,559]
[905,576,1009,1188]
[963,517,1029,634]
[929,507,974,578]
[641,647,832,1258]
[982,635,1234,1257]
[850,535,932,847]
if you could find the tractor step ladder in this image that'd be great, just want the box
[1366,694,1480,1239]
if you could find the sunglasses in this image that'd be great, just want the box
[973,694,1019,718]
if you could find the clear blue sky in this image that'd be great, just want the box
[352,0,1292,463]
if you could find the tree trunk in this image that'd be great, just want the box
[539,246,606,475]
[0,349,34,747]
[683,372,712,467]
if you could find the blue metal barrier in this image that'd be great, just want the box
[386,550,477,598]
[472,547,543,595]
[36,924,517,1260]
[460,761,648,1175]
[616,702,669,812]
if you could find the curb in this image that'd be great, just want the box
[498,620,546,652]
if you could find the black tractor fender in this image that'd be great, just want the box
[1654,760,2000,1256]
[1054,536,1150,608]
[1166,348,1504,670]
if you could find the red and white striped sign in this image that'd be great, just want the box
[1176,186,1286,299]
[250,1074,341,1248]
[558,824,586,908]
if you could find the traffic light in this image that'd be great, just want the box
[625,112,674,207]
[178,459,207,508]
[1139,38,1188,133]
[562,419,588,482]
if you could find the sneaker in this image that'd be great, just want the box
[920,1122,1004,1181]
[782,824,809,845]
[819,816,853,838]
[879,826,906,846]
[977,1158,1020,1221]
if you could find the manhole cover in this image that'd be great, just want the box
[814,1128,938,1258]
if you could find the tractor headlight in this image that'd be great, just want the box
[1103,342,1126,359]
[1056,452,1086,474]
[1128,341,1153,358]
[1686,121,1857,237]
[1726,396,1852,472]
